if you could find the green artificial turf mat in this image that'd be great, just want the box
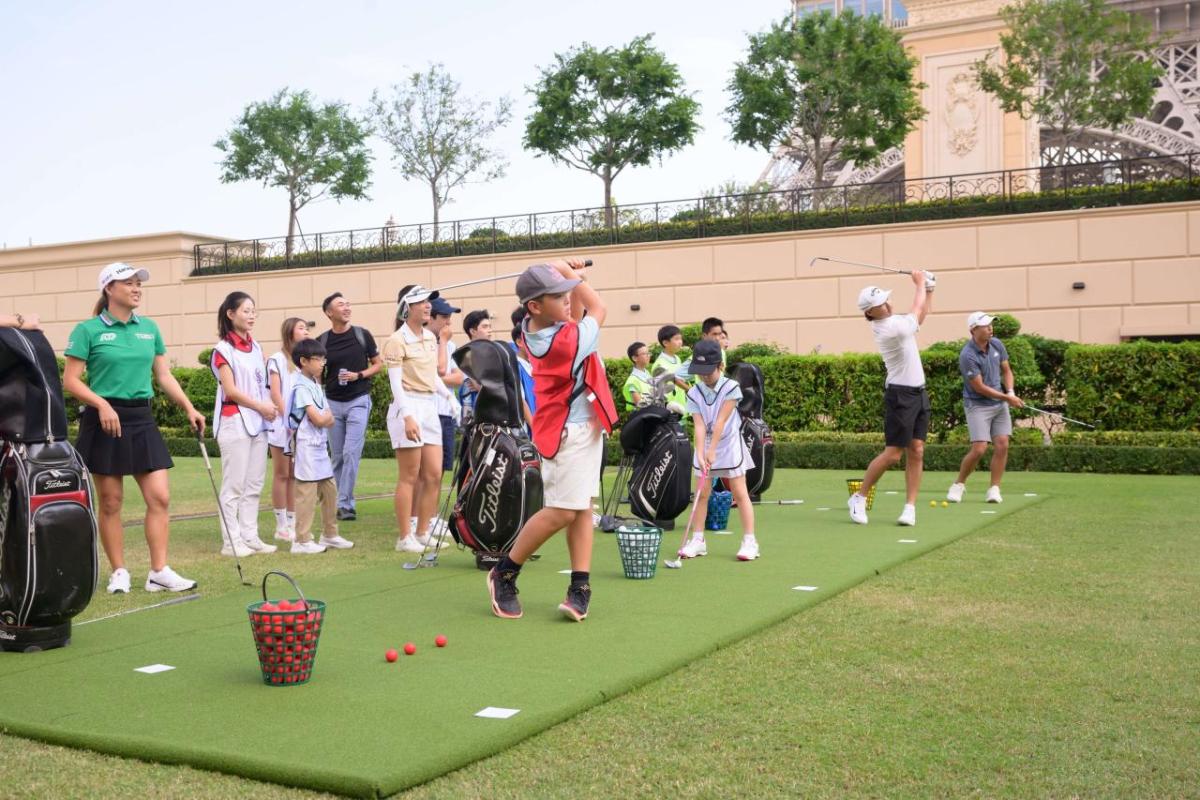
[0,473,1037,798]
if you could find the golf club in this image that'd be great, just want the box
[402,484,458,571]
[433,259,593,294]
[664,466,709,570]
[75,593,202,626]
[809,256,913,275]
[1025,403,1096,429]
[196,428,252,586]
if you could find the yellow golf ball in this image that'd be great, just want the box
[941,500,949,508]
[930,500,937,508]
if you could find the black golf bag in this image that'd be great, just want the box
[602,405,693,530]
[726,362,775,500]
[0,328,98,652]
[449,341,543,569]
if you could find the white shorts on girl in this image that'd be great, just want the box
[697,439,755,480]
[388,392,442,450]
[542,420,604,511]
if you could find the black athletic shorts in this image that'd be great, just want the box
[883,384,930,447]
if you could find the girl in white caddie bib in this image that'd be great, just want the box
[676,339,760,562]
[286,338,352,553]
[210,291,277,557]
[266,317,310,543]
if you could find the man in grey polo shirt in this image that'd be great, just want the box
[947,312,1025,504]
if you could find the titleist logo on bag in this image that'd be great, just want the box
[34,469,80,495]
[476,452,509,534]
[645,450,672,496]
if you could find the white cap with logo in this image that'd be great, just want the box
[97,262,150,292]
[856,286,892,313]
[967,311,995,332]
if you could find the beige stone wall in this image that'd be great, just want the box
[3,204,1200,366]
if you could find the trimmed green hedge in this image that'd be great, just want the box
[1065,342,1200,431]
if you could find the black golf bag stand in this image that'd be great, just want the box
[0,328,99,652]
[600,405,693,532]
[447,341,544,570]
[724,361,775,501]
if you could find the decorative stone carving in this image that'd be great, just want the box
[944,71,981,156]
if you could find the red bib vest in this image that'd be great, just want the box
[528,320,617,459]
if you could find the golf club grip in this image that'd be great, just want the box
[583,259,593,266]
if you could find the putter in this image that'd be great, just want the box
[433,258,593,294]
[196,428,252,586]
[664,466,710,570]
[809,256,913,275]
[1025,403,1096,429]
[75,593,201,626]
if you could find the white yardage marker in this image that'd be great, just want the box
[981,510,997,514]
[792,585,819,592]
[557,570,572,575]
[1023,493,1038,497]
[898,539,917,543]
[134,664,175,674]
[475,707,520,719]
[817,507,831,511]
[885,490,899,495]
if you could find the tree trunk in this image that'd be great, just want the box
[603,168,614,229]
[431,180,441,243]
[811,153,828,212]
[286,199,298,261]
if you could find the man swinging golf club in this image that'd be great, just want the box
[848,268,935,527]
[946,312,1024,504]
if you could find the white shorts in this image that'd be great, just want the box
[266,420,290,450]
[542,421,604,511]
[387,393,442,450]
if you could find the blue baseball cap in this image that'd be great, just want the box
[688,339,723,375]
[430,297,461,316]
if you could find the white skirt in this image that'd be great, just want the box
[696,438,755,479]
[387,392,442,450]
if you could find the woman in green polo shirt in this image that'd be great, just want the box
[62,262,206,595]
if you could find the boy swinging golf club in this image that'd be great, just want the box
[848,268,935,527]
[486,258,617,622]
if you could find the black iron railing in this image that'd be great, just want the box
[193,151,1200,276]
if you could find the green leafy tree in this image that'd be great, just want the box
[726,12,925,191]
[525,35,700,223]
[216,89,371,255]
[370,64,512,239]
[974,0,1163,166]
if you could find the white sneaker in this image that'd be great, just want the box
[736,537,760,561]
[291,540,327,554]
[274,528,295,543]
[220,539,255,558]
[416,531,451,550]
[947,483,965,503]
[848,493,869,525]
[985,486,1003,504]
[145,566,197,593]
[897,504,917,526]
[242,536,278,554]
[395,535,424,553]
[678,536,707,559]
[319,534,354,550]
[106,568,131,594]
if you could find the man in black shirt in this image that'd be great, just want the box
[318,292,383,520]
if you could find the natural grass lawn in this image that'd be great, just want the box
[1,468,1196,798]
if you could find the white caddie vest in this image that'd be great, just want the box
[211,338,271,437]
[687,377,744,471]
[288,377,333,482]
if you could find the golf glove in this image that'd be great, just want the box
[924,271,937,291]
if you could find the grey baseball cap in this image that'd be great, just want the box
[516,263,580,304]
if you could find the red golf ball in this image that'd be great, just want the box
[435,635,447,648]
[403,642,416,656]
[385,649,398,663]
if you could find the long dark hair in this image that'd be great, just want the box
[217,291,254,339]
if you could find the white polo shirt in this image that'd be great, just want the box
[871,313,925,388]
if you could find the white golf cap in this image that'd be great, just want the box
[857,286,892,313]
[967,311,995,332]
[97,262,150,291]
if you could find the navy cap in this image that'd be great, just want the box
[430,296,461,315]
[688,339,723,375]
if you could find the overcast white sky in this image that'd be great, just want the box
[1,0,789,248]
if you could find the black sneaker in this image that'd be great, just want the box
[336,508,356,521]
[487,567,522,619]
[558,582,591,622]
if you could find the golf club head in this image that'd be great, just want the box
[808,256,824,267]
[663,558,682,569]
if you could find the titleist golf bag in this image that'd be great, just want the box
[725,362,775,500]
[449,340,543,570]
[602,402,693,531]
[0,328,98,652]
